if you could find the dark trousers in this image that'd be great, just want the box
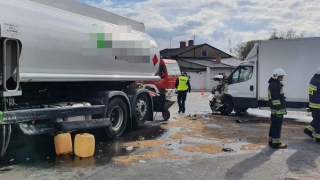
[177,91,187,112]
[309,110,320,140]
[269,114,283,142]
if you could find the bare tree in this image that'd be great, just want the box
[269,28,306,40]
[234,28,310,61]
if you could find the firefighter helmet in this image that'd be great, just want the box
[272,68,287,79]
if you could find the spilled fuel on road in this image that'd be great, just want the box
[0,123,167,169]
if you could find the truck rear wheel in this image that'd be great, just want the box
[220,98,234,115]
[132,93,149,128]
[104,97,128,139]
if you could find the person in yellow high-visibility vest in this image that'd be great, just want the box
[175,72,191,113]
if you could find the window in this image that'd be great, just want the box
[229,66,253,84]
[166,63,181,76]
[202,50,208,57]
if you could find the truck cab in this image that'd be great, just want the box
[145,59,181,98]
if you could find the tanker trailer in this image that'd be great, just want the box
[0,0,161,157]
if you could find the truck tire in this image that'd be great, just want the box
[132,93,149,128]
[220,98,234,115]
[104,97,128,139]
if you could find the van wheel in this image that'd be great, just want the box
[104,97,128,139]
[132,93,149,128]
[220,98,234,115]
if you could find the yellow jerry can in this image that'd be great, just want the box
[54,133,73,155]
[74,133,95,158]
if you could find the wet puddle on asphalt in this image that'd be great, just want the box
[0,123,166,169]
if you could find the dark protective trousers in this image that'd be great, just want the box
[177,91,187,112]
[309,110,320,141]
[269,114,283,142]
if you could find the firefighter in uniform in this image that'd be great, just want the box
[304,66,320,142]
[268,68,287,148]
[175,72,191,113]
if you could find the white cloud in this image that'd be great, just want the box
[81,0,320,55]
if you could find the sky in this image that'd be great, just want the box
[78,0,320,55]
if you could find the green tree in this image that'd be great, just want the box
[233,40,260,61]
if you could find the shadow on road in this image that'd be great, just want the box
[225,147,276,180]
[285,139,320,173]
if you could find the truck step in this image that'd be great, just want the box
[18,118,110,135]
[54,118,111,132]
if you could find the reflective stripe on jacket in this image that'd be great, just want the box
[268,78,286,114]
[309,74,320,110]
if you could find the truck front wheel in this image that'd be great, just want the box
[104,97,128,139]
[220,98,234,115]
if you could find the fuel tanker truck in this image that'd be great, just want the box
[0,0,163,157]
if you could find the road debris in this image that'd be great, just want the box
[126,146,133,151]
[235,120,243,123]
[0,166,14,171]
[222,148,233,152]
[139,160,146,163]
[139,136,145,140]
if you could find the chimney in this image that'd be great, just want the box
[180,41,186,48]
[216,54,221,63]
[188,40,194,46]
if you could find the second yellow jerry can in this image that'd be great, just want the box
[74,133,95,158]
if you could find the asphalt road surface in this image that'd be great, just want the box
[1,92,319,180]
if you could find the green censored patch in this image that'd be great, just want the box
[90,24,112,49]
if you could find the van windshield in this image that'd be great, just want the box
[166,63,181,76]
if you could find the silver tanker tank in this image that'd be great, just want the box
[0,0,160,83]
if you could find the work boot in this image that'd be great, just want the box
[271,143,287,149]
[303,128,314,138]
[178,111,181,114]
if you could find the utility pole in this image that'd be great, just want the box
[170,37,171,49]
[229,38,232,53]
[194,35,195,44]
[193,35,196,57]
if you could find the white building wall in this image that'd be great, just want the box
[188,72,206,90]
[186,68,233,91]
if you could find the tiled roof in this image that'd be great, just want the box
[160,45,202,57]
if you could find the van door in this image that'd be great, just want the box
[227,65,256,108]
